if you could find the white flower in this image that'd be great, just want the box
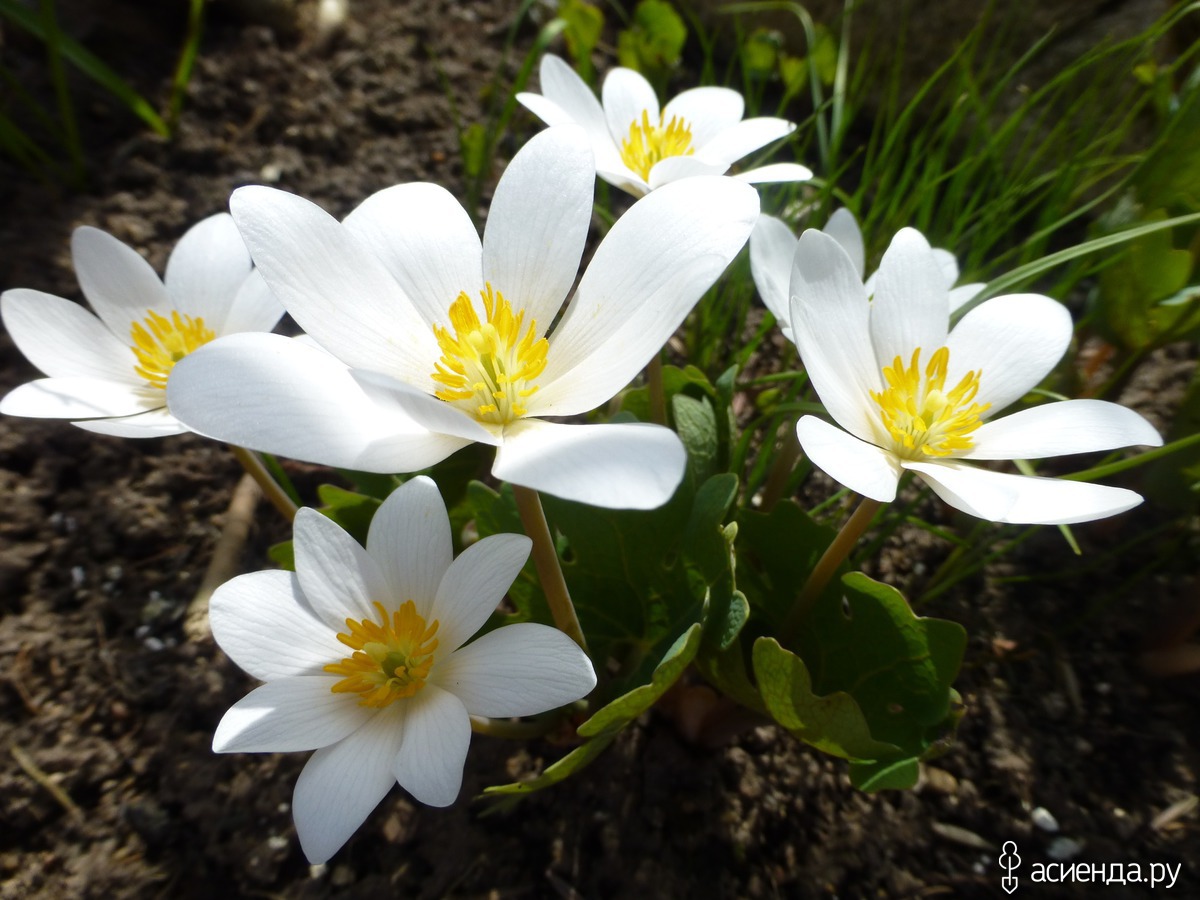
[786,227,1163,525]
[750,209,985,340]
[167,126,759,509]
[516,54,812,198]
[0,213,283,437]
[210,475,596,864]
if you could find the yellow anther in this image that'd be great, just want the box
[431,283,548,426]
[619,109,696,181]
[129,309,215,390]
[324,601,440,708]
[870,346,990,458]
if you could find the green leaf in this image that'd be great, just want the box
[740,28,780,79]
[682,472,738,582]
[753,636,899,761]
[673,392,719,484]
[460,121,489,179]
[315,484,382,546]
[466,481,547,626]
[267,539,295,570]
[616,0,687,91]
[480,728,617,804]
[558,0,604,84]
[736,499,837,628]
[578,624,703,737]
[750,573,967,790]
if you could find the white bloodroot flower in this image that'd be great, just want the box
[516,54,812,197]
[0,213,282,437]
[167,126,759,509]
[786,227,1163,525]
[210,476,596,864]
[750,209,985,340]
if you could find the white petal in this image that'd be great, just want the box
[166,333,467,473]
[213,677,371,753]
[647,155,729,190]
[530,55,624,172]
[1,289,139,382]
[293,704,405,864]
[662,86,744,148]
[0,377,150,419]
[71,226,171,334]
[229,186,438,387]
[905,459,1144,525]
[482,126,593,331]
[947,283,985,314]
[210,570,339,681]
[164,212,252,326]
[391,685,471,807]
[602,67,659,144]
[294,508,390,629]
[869,228,949,367]
[788,229,879,442]
[428,533,532,653]
[367,475,453,617]
[945,294,1071,415]
[535,177,758,415]
[931,247,959,289]
[435,623,596,717]
[351,370,499,445]
[749,214,797,324]
[822,208,865,279]
[965,399,1163,461]
[596,166,651,198]
[492,418,686,509]
[732,162,814,184]
[71,406,186,438]
[795,415,900,502]
[696,117,795,166]
[341,182,482,332]
[220,270,286,335]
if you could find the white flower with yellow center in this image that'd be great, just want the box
[167,126,759,509]
[516,54,812,197]
[787,227,1163,525]
[210,476,596,864]
[750,209,986,341]
[0,214,283,437]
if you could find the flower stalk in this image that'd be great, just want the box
[782,496,881,644]
[512,484,589,654]
[229,444,298,522]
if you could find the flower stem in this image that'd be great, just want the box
[648,353,667,426]
[759,424,801,511]
[782,496,881,644]
[511,485,588,654]
[229,445,298,522]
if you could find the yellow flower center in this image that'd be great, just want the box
[870,346,991,459]
[324,600,440,708]
[619,109,695,181]
[431,283,548,426]
[130,309,216,391]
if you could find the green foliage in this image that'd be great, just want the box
[267,484,383,569]
[558,0,604,84]
[616,0,687,94]
[753,574,967,791]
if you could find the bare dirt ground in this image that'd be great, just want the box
[0,1,1197,897]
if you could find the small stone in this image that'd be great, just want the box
[1031,807,1059,832]
[1046,836,1084,861]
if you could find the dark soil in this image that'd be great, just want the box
[1,2,1197,898]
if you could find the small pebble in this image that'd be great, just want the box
[1031,806,1059,833]
[1046,836,1084,861]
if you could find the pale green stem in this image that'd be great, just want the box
[647,353,667,426]
[759,424,801,511]
[229,444,298,522]
[782,496,882,644]
[511,485,588,653]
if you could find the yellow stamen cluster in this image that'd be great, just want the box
[432,283,548,426]
[130,309,215,390]
[870,346,990,458]
[619,109,696,181]
[325,600,440,708]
